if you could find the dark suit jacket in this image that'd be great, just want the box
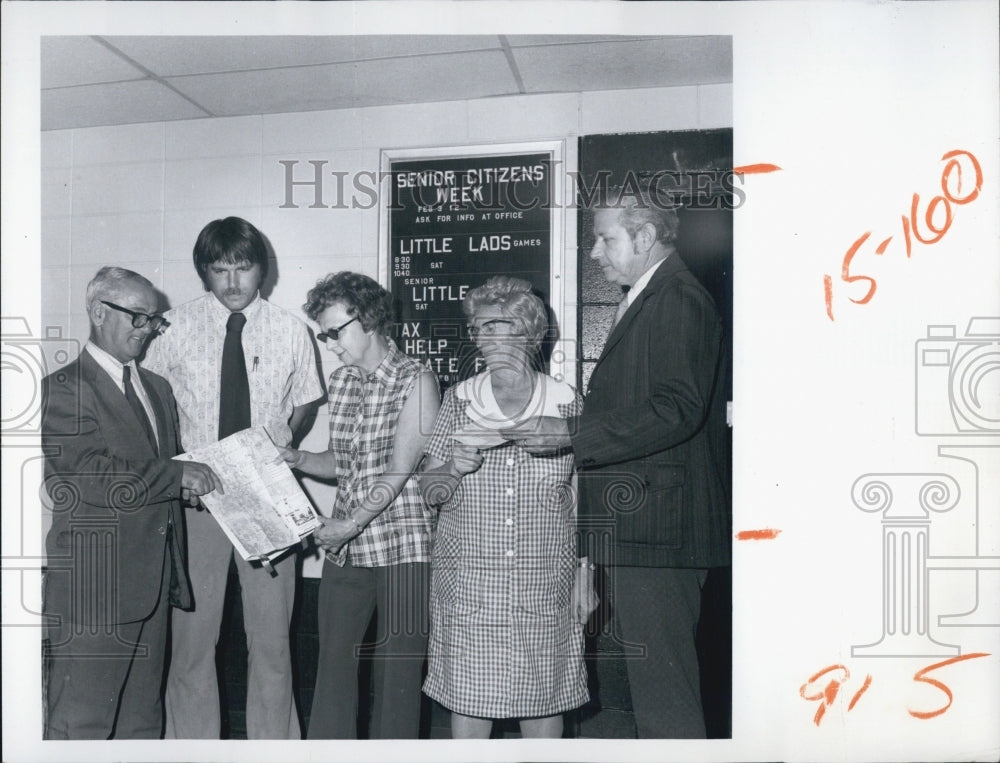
[572,254,731,568]
[42,349,193,626]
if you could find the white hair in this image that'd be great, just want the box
[85,266,155,313]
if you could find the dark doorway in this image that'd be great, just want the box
[574,129,733,738]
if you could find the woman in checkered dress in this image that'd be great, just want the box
[277,272,440,739]
[419,276,592,739]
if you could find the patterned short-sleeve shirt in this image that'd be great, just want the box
[325,340,438,568]
[143,292,323,450]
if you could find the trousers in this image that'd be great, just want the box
[607,565,708,739]
[45,550,170,739]
[307,558,430,739]
[163,506,299,739]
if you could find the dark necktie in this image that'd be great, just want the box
[219,311,251,439]
[608,293,630,339]
[123,365,157,452]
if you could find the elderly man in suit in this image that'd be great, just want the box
[42,266,221,740]
[509,190,731,738]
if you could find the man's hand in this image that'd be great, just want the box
[274,445,304,469]
[501,416,572,455]
[181,461,224,496]
[450,442,484,476]
[571,560,600,625]
[313,516,359,555]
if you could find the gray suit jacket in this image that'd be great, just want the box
[42,349,193,626]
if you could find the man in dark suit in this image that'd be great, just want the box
[42,266,221,739]
[511,191,731,737]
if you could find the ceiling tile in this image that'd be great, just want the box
[41,37,146,89]
[350,36,502,59]
[103,35,503,78]
[513,37,732,93]
[39,35,732,131]
[504,35,658,47]
[353,50,518,105]
[170,50,518,117]
[105,36,359,77]
[167,63,362,117]
[41,80,209,131]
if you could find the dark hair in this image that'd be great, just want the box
[303,272,393,334]
[192,217,269,284]
[463,276,548,350]
[609,187,680,246]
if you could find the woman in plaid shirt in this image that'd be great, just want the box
[419,277,592,739]
[277,272,439,739]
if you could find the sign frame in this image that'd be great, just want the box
[378,140,569,388]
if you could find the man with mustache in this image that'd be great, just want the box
[143,217,324,739]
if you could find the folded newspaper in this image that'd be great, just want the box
[173,427,322,568]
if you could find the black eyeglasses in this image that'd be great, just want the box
[101,301,170,332]
[469,319,525,338]
[317,316,359,343]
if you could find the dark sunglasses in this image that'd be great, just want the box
[317,316,359,343]
[101,301,170,332]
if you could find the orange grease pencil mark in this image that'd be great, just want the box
[800,665,849,726]
[908,652,990,720]
[842,231,877,305]
[736,528,781,541]
[848,674,872,711]
[823,275,835,321]
[732,163,782,174]
[823,148,982,318]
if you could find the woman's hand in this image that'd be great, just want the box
[450,442,484,476]
[501,415,572,455]
[313,516,360,554]
[571,560,600,625]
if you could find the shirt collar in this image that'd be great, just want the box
[368,339,404,387]
[626,256,667,307]
[206,290,262,324]
[85,341,136,382]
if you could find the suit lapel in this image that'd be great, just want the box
[593,256,682,367]
[80,350,158,459]
[138,367,171,456]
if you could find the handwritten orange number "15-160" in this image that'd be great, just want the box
[824,149,983,321]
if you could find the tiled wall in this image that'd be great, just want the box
[40,83,731,575]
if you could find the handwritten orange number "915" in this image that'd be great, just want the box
[824,149,983,321]
[800,652,990,725]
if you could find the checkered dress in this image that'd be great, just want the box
[325,341,437,568]
[421,372,589,718]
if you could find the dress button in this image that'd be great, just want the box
[505,549,514,557]
[506,458,515,466]
[505,487,514,496]
[157,526,166,535]
[505,518,514,526]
